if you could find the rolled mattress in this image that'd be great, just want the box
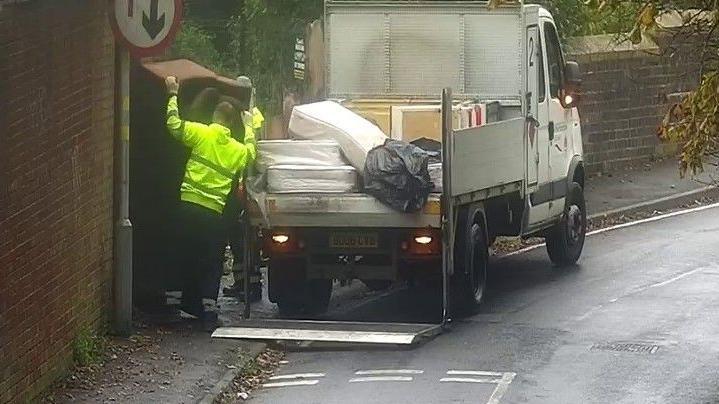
[266,165,359,194]
[429,163,443,192]
[289,101,387,174]
[256,140,346,172]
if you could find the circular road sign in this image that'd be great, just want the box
[110,0,184,57]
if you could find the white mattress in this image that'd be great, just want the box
[429,163,443,192]
[288,101,387,174]
[256,140,346,172]
[267,165,359,194]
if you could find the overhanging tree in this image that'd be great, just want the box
[587,0,719,177]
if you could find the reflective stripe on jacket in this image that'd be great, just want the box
[166,95,257,214]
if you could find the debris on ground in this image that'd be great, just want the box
[493,193,718,257]
[214,349,285,404]
[42,308,257,403]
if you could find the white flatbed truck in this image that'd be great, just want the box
[213,0,586,345]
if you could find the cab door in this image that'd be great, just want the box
[542,20,573,217]
[526,25,540,188]
[525,24,551,228]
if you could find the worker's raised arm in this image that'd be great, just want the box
[241,111,258,165]
[165,77,207,148]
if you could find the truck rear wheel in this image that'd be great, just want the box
[546,182,586,266]
[269,258,333,316]
[451,219,488,315]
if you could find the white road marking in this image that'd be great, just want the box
[642,267,707,290]
[268,373,326,380]
[440,377,503,384]
[447,370,504,377]
[588,202,719,236]
[348,376,414,383]
[501,202,719,259]
[354,369,424,375]
[262,380,320,388]
[486,373,517,404]
[575,265,713,322]
[279,360,289,364]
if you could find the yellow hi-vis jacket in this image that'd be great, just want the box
[166,95,257,214]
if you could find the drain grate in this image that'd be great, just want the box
[591,341,660,354]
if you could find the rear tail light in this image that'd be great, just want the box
[404,229,441,255]
[271,234,289,244]
[264,230,302,254]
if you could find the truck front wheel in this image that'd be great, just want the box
[546,182,586,266]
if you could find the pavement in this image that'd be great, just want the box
[252,198,719,404]
[44,159,718,404]
[584,159,713,217]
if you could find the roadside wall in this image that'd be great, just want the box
[0,1,115,402]
[568,35,699,175]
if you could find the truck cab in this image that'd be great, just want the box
[525,6,584,231]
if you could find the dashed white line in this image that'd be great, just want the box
[354,369,424,375]
[349,376,414,383]
[262,380,320,388]
[440,377,502,384]
[268,373,326,381]
[446,370,504,377]
[487,373,517,404]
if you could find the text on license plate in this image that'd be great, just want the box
[330,233,378,249]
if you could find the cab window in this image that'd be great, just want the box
[544,22,563,99]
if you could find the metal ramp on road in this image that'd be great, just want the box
[212,320,442,345]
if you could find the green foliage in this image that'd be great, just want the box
[170,21,226,74]
[660,72,719,176]
[72,327,106,367]
[530,0,640,38]
[226,0,324,117]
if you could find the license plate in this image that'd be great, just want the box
[330,233,378,249]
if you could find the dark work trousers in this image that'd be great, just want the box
[177,201,225,311]
[223,188,245,282]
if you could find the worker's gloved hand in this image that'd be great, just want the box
[165,76,180,96]
[241,110,253,127]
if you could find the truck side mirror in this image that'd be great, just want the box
[561,61,582,109]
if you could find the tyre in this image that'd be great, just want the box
[546,182,586,266]
[361,279,393,291]
[269,258,332,316]
[304,279,333,314]
[451,218,488,315]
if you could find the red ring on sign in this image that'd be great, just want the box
[109,0,184,58]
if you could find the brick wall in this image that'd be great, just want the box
[0,1,115,402]
[568,35,699,175]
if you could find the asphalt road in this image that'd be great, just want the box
[249,206,719,404]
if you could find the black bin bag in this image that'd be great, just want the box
[363,139,434,213]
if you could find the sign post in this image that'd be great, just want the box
[109,0,183,336]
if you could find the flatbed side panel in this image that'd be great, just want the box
[252,193,442,228]
[451,117,526,197]
[255,213,439,229]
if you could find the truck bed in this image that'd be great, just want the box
[251,116,527,229]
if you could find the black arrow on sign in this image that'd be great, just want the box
[142,0,166,40]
